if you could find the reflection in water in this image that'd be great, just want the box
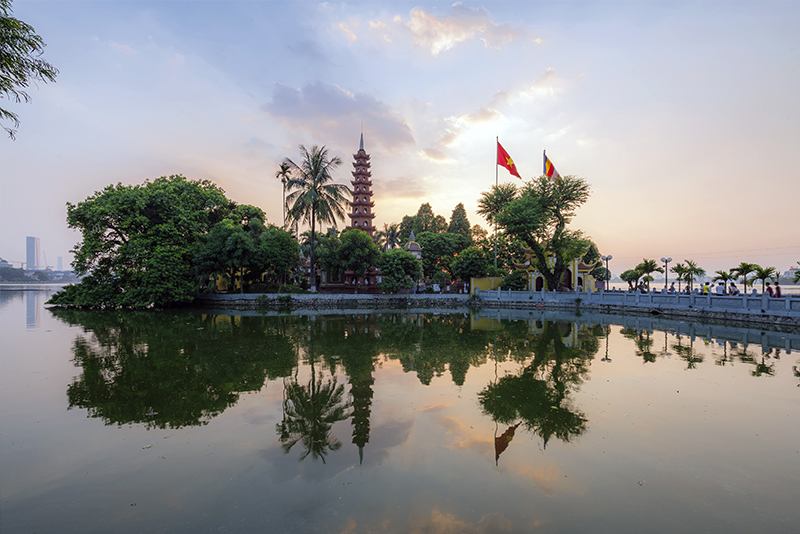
[26,291,41,328]
[479,321,599,455]
[51,309,298,429]
[52,307,800,455]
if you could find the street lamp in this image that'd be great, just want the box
[601,255,612,290]
[661,257,672,290]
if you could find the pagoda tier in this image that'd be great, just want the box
[346,133,376,236]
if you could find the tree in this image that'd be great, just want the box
[670,262,688,292]
[398,203,448,242]
[1,0,58,139]
[284,145,350,292]
[620,269,641,291]
[451,246,488,286]
[48,175,241,308]
[684,260,705,290]
[447,202,471,238]
[471,224,488,242]
[713,269,735,293]
[732,262,756,289]
[193,217,256,294]
[274,161,291,227]
[500,270,528,291]
[794,262,800,284]
[416,231,469,279]
[377,248,422,294]
[338,230,380,293]
[375,222,401,251]
[752,265,777,292]
[495,176,592,291]
[477,182,518,226]
[635,259,664,291]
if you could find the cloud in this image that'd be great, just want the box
[262,81,415,150]
[109,42,137,55]
[285,40,327,63]
[422,98,504,157]
[421,147,449,161]
[337,21,359,43]
[383,5,537,56]
[379,175,428,199]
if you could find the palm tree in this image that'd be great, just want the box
[794,261,800,284]
[284,145,350,292]
[635,259,664,291]
[752,265,777,292]
[732,262,756,289]
[275,161,292,227]
[671,262,688,292]
[684,260,705,291]
[376,222,401,252]
[713,269,735,293]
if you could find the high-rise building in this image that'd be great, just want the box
[26,236,40,270]
[57,256,63,271]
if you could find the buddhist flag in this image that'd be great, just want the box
[497,142,521,178]
[543,151,560,182]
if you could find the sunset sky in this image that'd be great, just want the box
[2,0,798,277]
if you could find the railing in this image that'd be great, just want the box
[474,289,800,317]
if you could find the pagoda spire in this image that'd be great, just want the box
[346,134,376,236]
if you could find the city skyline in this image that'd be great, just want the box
[1,0,798,276]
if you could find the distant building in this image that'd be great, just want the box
[26,236,41,270]
[0,257,10,268]
[785,266,798,279]
[57,256,63,271]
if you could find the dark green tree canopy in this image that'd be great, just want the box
[377,248,422,294]
[451,246,489,283]
[48,175,252,308]
[494,175,593,290]
[447,202,471,238]
[1,0,58,138]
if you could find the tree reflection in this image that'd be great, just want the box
[671,336,704,369]
[51,309,297,429]
[621,327,657,363]
[479,321,597,451]
[276,374,351,463]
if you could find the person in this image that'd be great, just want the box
[729,283,740,296]
[765,282,774,297]
[669,282,675,293]
[774,281,782,298]
[751,288,758,295]
[716,283,725,295]
[703,282,710,295]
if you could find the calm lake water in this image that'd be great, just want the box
[2,289,799,534]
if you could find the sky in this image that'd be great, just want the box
[1,0,799,278]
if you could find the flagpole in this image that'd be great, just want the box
[494,136,498,269]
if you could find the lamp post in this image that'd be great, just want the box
[661,257,672,290]
[601,254,612,290]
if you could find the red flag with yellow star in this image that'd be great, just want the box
[497,141,521,178]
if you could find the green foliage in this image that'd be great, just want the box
[684,260,705,290]
[416,231,470,278]
[0,266,27,280]
[447,202,471,238]
[376,248,422,294]
[732,262,757,288]
[495,176,592,291]
[375,222,401,252]
[451,246,489,283]
[794,262,800,284]
[48,175,241,308]
[51,308,298,429]
[751,265,777,292]
[1,0,58,139]
[398,203,447,242]
[477,182,518,226]
[338,229,380,286]
[500,270,528,291]
[620,269,640,289]
[634,259,664,290]
[284,145,350,290]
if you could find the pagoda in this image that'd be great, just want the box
[346,133,376,236]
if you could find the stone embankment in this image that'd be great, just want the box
[474,289,800,329]
[194,292,470,311]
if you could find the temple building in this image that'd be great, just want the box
[320,134,381,293]
[346,133,376,236]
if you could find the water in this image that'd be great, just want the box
[1,289,799,533]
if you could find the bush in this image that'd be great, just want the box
[500,270,528,291]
